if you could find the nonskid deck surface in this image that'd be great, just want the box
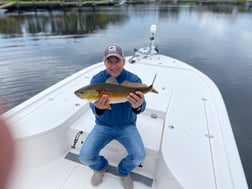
[9,152,153,189]
[61,165,153,189]
[65,152,154,187]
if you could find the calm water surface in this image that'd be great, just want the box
[0,4,252,188]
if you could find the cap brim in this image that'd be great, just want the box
[105,53,124,60]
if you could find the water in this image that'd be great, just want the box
[0,4,252,188]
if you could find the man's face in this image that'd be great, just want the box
[104,56,125,78]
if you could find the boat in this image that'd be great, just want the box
[245,1,252,8]
[0,8,7,15]
[3,25,248,189]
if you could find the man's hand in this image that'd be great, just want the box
[94,94,110,110]
[127,91,144,109]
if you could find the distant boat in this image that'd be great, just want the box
[245,1,252,8]
[117,0,127,5]
[4,25,248,189]
[0,9,7,15]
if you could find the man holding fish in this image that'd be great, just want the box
[77,45,158,189]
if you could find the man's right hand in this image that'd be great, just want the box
[94,94,110,110]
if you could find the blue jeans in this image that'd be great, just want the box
[79,124,146,176]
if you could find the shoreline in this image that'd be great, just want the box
[1,0,251,12]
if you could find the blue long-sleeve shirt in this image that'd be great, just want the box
[89,69,146,127]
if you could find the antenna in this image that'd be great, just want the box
[150,24,157,54]
[129,24,159,63]
[150,24,157,36]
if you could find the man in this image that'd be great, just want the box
[79,45,146,189]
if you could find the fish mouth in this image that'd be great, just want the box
[74,91,81,97]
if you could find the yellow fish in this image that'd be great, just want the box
[74,74,158,109]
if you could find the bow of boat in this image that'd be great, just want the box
[2,25,248,189]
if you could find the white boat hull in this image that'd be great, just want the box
[3,54,248,189]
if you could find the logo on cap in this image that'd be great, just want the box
[108,45,117,53]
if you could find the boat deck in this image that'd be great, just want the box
[5,54,247,189]
[10,152,154,189]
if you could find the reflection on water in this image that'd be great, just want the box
[0,5,249,37]
[0,4,252,188]
[0,9,127,37]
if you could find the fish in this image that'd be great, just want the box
[74,74,158,109]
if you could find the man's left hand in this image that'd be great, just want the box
[127,91,144,109]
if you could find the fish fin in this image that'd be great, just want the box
[97,90,111,110]
[121,81,147,88]
[98,90,105,98]
[105,103,112,110]
[151,74,158,93]
[151,88,159,94]
[105,77,119,85]
[152,74,157,85]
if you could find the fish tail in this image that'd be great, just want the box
[152,74,157,85]
[151,87,159,94]
[150,74,158,94]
